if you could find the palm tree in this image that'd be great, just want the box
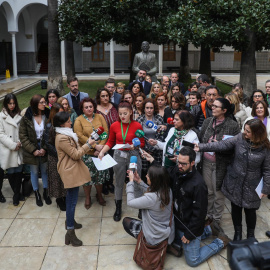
[48,0,64,95]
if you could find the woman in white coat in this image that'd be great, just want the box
[148,110,200,168]
[0,94,24,206]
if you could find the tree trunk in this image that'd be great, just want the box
[129,39,143,82]
[65,41,75,81]
[179,43,191,82]
[199,43,212,81]
[48,0,64,95]
[240,28,257,97]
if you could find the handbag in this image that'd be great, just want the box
[133,204,173,270]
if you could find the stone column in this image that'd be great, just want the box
[158,44,163,77]
[109,39,115,77]
[10,32,18,78]
[61,41,66,76]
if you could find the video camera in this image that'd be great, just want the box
[228,232,270,270]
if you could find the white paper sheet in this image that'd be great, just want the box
[255,178,263,199]
[112,144,131,150]
[92,154,118,171]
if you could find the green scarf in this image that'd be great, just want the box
[173,128,189,152]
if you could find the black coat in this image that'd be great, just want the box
[168,166,208,241]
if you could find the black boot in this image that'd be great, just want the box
[13,173,23,206]
[233,226,242,241]
[43,188,52,205]
[247,228,255,238]
[56,197,66,211]
[113,200,122,222]
[34,190,43,207]
[0,168,6,203]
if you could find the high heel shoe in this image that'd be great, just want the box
[96,193,106,206]
[84,197,92,210]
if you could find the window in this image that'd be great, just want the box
[163,41,176,61]
[91,42,104,61]
[234,51,242,61]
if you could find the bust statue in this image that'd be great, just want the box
[132,41,158,82]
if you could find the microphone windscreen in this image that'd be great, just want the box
[167,118,174,124]
[146,120,154,128]
[132,138,141,147]
[100,132,108,140]
[135,129,144,138]
[130,156,138,164]
[96,127,105,135]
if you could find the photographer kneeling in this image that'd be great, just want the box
[142,147,231,267]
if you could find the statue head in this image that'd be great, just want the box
[141,41,150,53]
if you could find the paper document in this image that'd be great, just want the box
[92,154,118,171]
[255,178,263,199]
[222,135,234,140]
[112,144,131,150]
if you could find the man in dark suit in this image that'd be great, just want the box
[64,77,89,116]
[128,69,152,96]
[105,78,122,106]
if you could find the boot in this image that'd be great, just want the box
[113,200,122,222]
[65,220,82,230]
[34,190,43,207]
[43,188,52,205]
[233,226,242,241]
[210,219,224,237]
[95,185,106,206]
[65,229,82,246]
[0,169,6,203]
[247,228,255,238]
[13,173,23,206]
[56,197,66,211]
[83,185,92,210]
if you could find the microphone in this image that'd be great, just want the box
[99,132,108,140]
[129,156,138,172]
[146,120,159,132]
[91,126,105,141]
[135,129,149,141]
[132,138,141,148]
[167,117,174,125]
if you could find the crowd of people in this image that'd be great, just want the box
[0,71,270,268]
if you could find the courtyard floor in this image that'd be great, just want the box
[0,179,270,270]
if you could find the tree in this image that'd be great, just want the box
[166,0,270,95]
[48,0,64,95]
[65,41,75,81]
[58,0,180,82]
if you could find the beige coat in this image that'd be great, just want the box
[55,134,91,188]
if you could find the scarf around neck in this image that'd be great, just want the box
[55,127,78,143]
[173,128,189,151]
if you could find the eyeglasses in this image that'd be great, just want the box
[176,160,189,166]
[211,104,222,109]
[253,95,262,98]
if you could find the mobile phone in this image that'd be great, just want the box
[164,154,174,159]
[182,140,195,149]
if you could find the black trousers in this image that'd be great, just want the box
[231,202,257,229]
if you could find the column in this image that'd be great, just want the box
[109,39,115,77]
[158,45,163,77]
[10,32,18,78]
[61,41,66,76]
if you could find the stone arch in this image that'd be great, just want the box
[1,1,16,32]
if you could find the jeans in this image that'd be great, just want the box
[66,187,79,229]
[7,165,23,174]
[29,159,48,191]
[175,227,223,267]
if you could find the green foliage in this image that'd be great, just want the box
[167,0,270,51]
[58,0,180,47]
